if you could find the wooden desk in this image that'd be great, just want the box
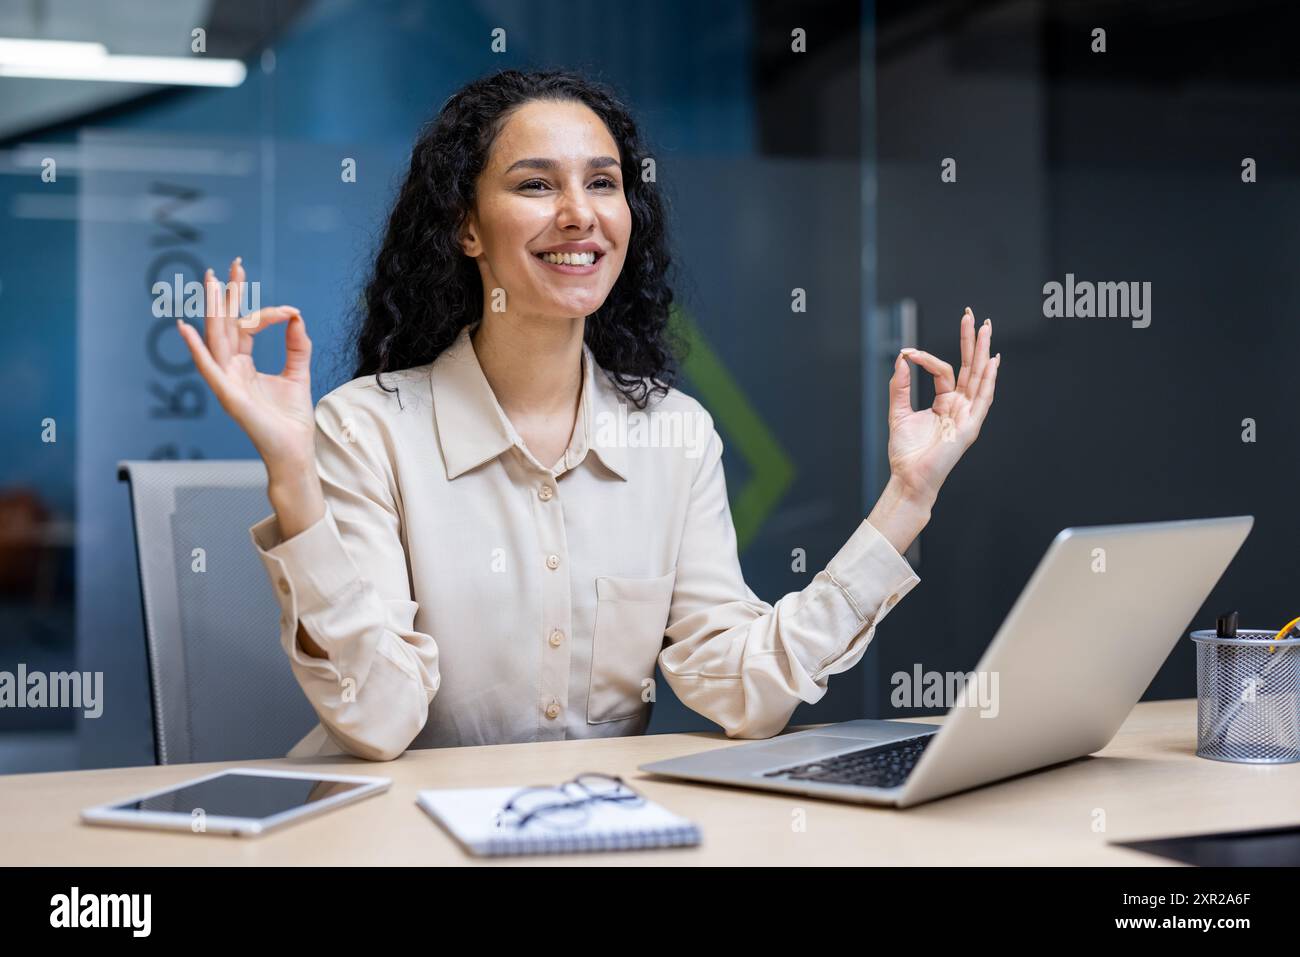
[2,699,1297,865]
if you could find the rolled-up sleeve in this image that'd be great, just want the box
[659,424,919,739]
[248,393,440,761]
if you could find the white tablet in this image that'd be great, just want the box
[81,767,391,837]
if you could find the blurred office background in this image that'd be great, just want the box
[0,0,1296,773]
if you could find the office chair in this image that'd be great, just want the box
[118,459,316,764]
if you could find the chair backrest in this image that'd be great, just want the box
[118,459,316,764]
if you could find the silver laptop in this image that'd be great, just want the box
[641,516,1253,808]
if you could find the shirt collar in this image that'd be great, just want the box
[430,324,629,482]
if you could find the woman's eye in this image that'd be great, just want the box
[516,177,617,193]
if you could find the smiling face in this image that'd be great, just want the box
[460,98,632,323]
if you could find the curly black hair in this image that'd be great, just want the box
[349,68,679,410]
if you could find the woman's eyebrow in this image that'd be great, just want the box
[504,155,620,174]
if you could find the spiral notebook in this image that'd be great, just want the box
[416,786,701,857]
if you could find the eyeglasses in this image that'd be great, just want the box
[495,773,645,831]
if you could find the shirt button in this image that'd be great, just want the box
[545,553,560,570]
[280,615,289,628]
[549,629,564,648]
[539,484,554,501]
[886,593,901,608]
[545,702,561,720]
[278,577,290,595]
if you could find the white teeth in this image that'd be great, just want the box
[539,251,596,266]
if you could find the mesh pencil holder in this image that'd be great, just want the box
[1190,629,1300,764]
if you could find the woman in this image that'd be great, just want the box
[176,69,1000,761]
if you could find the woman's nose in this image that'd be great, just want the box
[555,185,596,230]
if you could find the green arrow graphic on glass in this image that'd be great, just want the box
[670,305,795,551]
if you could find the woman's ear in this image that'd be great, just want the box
[459,213,482,258]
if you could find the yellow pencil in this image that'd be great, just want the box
[1269,615,1300,653]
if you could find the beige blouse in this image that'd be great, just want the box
[249,324,920,761]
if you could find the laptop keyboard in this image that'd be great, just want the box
[762,734,937,789]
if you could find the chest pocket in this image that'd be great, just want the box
[587,570,676,724]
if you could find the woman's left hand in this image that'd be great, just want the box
[886,307,1000,506]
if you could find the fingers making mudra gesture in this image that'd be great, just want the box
[173,257,318,474]
[885,306,1001,506]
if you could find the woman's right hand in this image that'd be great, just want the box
[175,257,316,475]
[179,258,326,648]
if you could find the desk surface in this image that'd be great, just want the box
[3,699,1297,865]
